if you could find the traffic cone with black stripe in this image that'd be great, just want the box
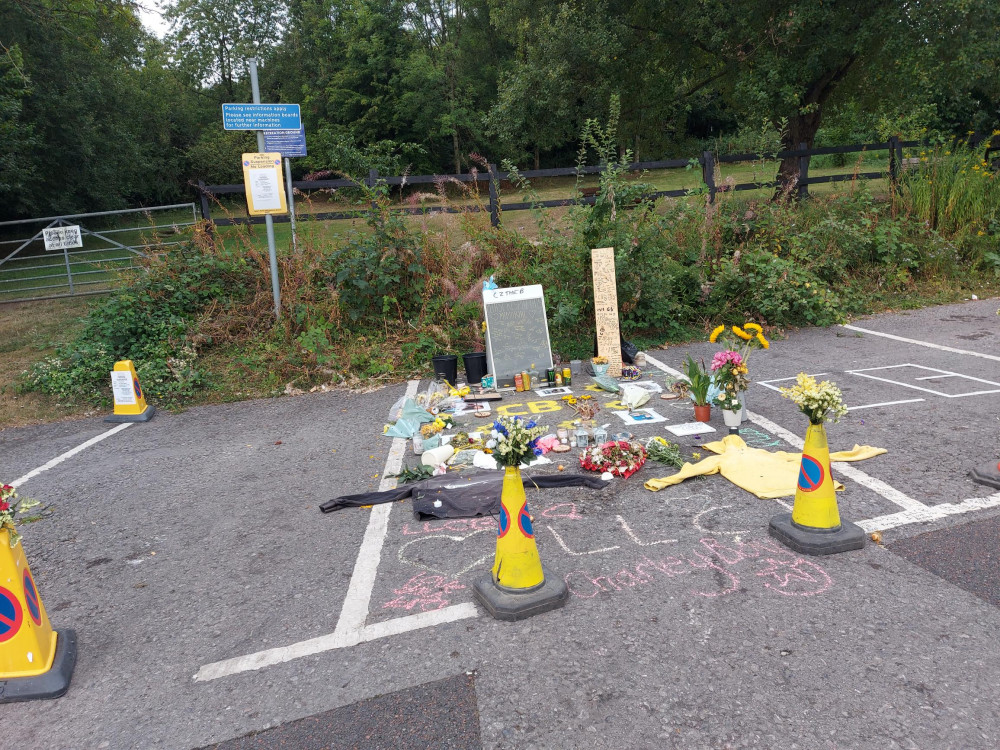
[0,529,76,703]
[768,423,865,555]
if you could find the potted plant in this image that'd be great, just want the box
[710,350,750,429]
[683,355,712,422]
[592,356,610,377]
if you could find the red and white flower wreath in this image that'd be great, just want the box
[580,440,647,479]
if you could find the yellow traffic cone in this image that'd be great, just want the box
[473,466,567,620]
[491,467,545,589]
[0,530,76,703]
[105,359,155,423]
[768,423,865,556]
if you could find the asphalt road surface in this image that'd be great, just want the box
[1,297,998,749]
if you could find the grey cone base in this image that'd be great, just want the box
[971,462,1000,490]
[768,513,866,556]
[473,566,568,621]
[0,629,77,704]
[105,405,155,423]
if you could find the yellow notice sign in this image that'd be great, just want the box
[591,246,622,377]
[241,152,288,216]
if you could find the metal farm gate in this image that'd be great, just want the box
[0,203,198,303]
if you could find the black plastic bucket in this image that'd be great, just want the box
[463,352,488,385]
[432,354,458,385]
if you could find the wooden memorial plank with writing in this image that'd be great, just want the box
[591,247,622,377]
[483,284,554,388]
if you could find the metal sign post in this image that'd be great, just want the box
[285,158,298,254]
[248,59,282,321]
[264,128,307,256]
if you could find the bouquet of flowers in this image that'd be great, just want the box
[419,415,454,438]
[561,394,600,421]
[1,483,40,548]
[580,440,648,479]
[710,350,749,411]
[486,415,549,467]
[709,323,770,363]
[779,373,848,425]
[645,436,684,468]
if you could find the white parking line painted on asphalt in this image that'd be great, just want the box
[756,374,828,393]
[11,422,133,487]
[858,490,1000,533]
[194,379,483,683]
[846,399,925,411]
[842,324,1000,362]
[846,363,1000,398]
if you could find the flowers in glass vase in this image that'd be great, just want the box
[710,350,749,412]
[778,373,848,425]
[580,440,648,479]
[485,415,549,466]
[1,483,40,548]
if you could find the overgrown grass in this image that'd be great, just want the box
[0,297,98,428]
[13,124,1000,419]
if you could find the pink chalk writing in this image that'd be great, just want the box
[381,572,466,611]
[564,537,833,600]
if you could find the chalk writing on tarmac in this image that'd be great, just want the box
[388,496,834,605]
[382,572,466,611]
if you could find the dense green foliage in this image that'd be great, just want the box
[2,0,999,220]
[24,125,999,405]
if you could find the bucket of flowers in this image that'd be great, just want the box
[708,322,770,419]
[710,350,750,428]
[580,439,648,479]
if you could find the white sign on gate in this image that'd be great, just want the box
[42,226,83,251]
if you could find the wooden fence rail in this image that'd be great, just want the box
[196,135,996,229]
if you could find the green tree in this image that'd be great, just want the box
[0,0,202,218]
[0,44,40,216]
[164,0,287,99]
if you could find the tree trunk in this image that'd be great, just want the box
[453,130,461,175]
[774,111,821,200]
[773,57,857,200]
[534,145,540,170]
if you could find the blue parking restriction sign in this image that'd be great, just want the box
[0,586,22,643]
[798,455,825,492]
[264,126,307,158]
[222,103,301,131]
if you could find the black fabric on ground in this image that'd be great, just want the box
[319,468,610,518]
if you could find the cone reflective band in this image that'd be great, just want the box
[106,360,155,423]
[0,529,77,702]
[491,467,544,589]
[792,424,841,530]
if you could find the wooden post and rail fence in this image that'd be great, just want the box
[195,134,999,230]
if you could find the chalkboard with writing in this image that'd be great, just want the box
[591,247,622,377]
[484,285,554,388]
